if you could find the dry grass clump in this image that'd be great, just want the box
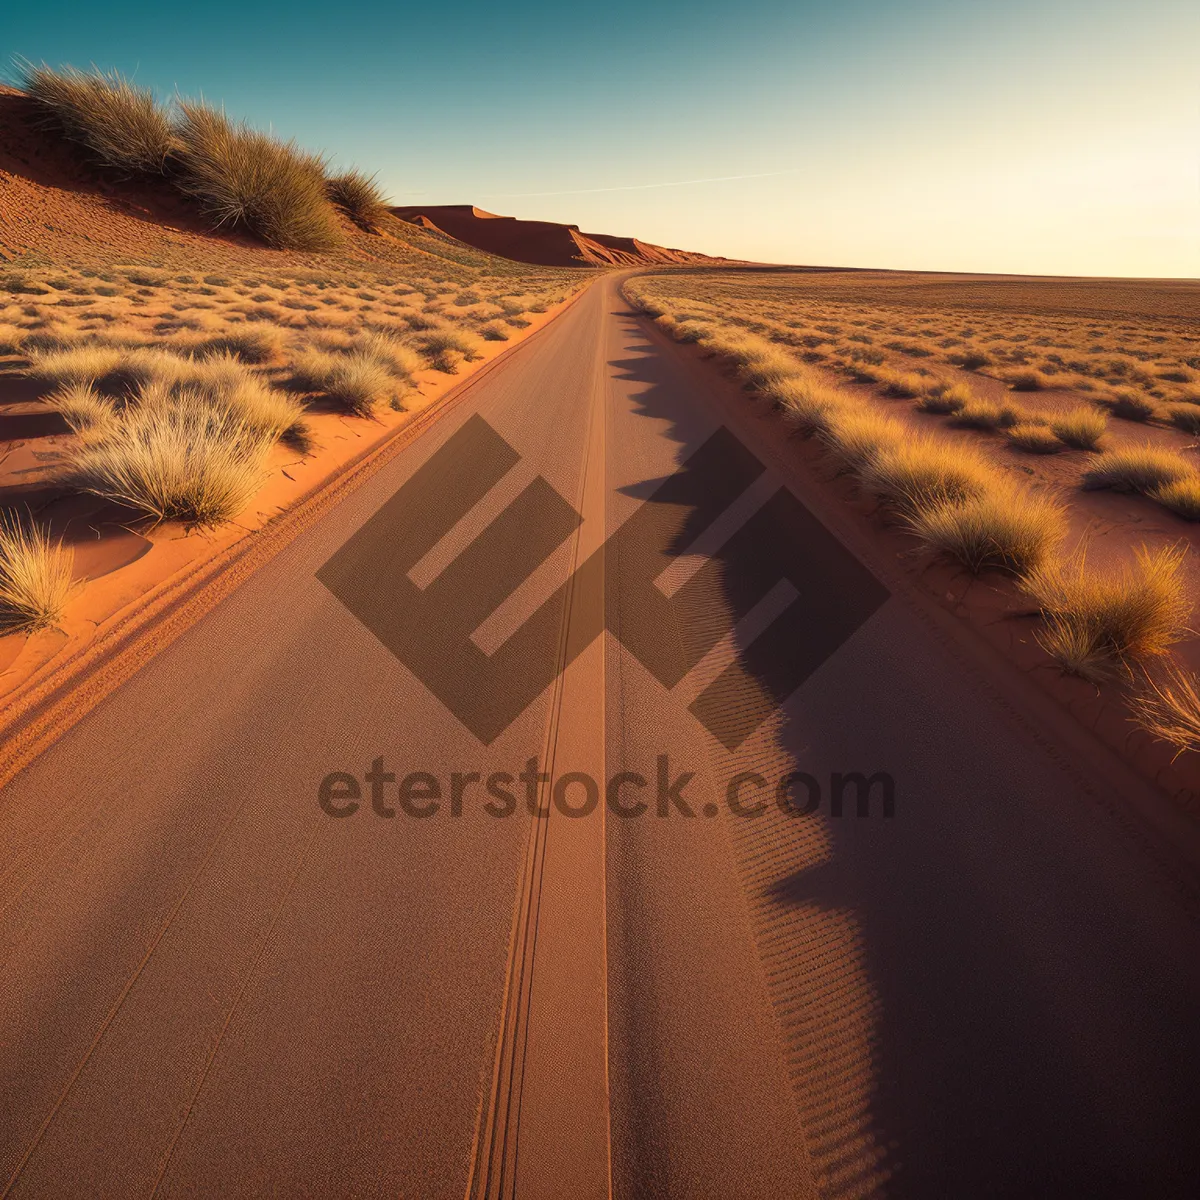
[479,320,511,342]
[357,330,421,379]
[1166,403,1200,435]
[1023,546,1190,679]
[1106,391,1158,422]
[0,513,75,634]
[860,438,993,513]
[63,391,271,528]
[415,328,484,373]
[947,400,1034,431]
[916,382,973,414]
[0,323,26,354]
[675,320,712,343]
[189,370,308,446]
[291,348,393,415]
[1002,369,1054,392]
[173,101,342,252]
[876,369,929,398]
[199,325,285,364]
[325,170,389,231]
[1006,423,1063,454]
[1081,446,1194,494]
[705,329,800,388]
[52,346,311,445]
[906,482,1066,574]
[29,345,123,386]
[1129,662,1200,755]
[820,406,905,469]
[20,62,174,176]
[1149,477,1200,521]
[1051,408,1106,450]
[768,373,844,432]
[948,349,994,371]
[50,382,118,436]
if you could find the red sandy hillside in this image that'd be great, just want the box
[392,205,728,269]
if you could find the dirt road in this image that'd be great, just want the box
[1,273,1197,1198]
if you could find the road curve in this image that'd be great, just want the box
[0,272,1197,1198]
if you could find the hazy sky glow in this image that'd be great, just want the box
[5,0,1198,276]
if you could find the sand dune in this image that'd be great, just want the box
[392,204,728,269]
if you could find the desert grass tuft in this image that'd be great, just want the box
[173,101,342,251]
[20,62,174,176]
[1002,368,1054,392]
[876,369,929,399]
[1051,407,1106,450]
[820,406,905,469]
[0,513,75,634]
[325,170,390,231]
[1149,477,1200,521]
[415,328,484,373]
[291,348,392,415]
[479,320,511,342]
[906,483,1066,574]
[1023,545,1190,679]
[947,400,1030,431]
[859,437,993,513]
[1081,446,1195,494]
[1166,403,1200,435]
[1129,661,1200,756]
[199,325,285,364]
[1006,423,1063,454]
[0,323,26,355]
[1106,391,1158,422]
[63,392,271,528]
[50,382,118,436]
[29,345,123,387]
[357,330,421,379]
[705,329,800,388]
[767,373,845,432]
[916,382,973,414]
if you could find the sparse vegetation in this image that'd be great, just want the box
[906,483,1065,574]
[173,101,342,252]
[1129,662,1200,755]
[1107,391,1158,422]
[63,391,272,528]
[916,383,972,414]
[1149,477,1200,521]
[625,270,1200,762]
[1051,408,1106,450]
[947,400,1030,431]
[0,513,75,633]
[49,382,117,436]
[1081,446,1195,495]
[291,347,393,415]
[1166,403,1200,435]
[1006,423,1063,454]
[199,326,285,364]
[859,438,992,513]
[326,170,390,231]
[20,61,175,176]
[1023,546,1190,680]
[416,328,484,372]
[767,373,842,432]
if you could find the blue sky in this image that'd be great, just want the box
[5,1,1198,275]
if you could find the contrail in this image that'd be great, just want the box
[480,169,802,199]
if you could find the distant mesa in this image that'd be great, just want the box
[391,204,727,269]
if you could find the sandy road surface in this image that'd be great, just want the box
[1,274,1198,1198]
